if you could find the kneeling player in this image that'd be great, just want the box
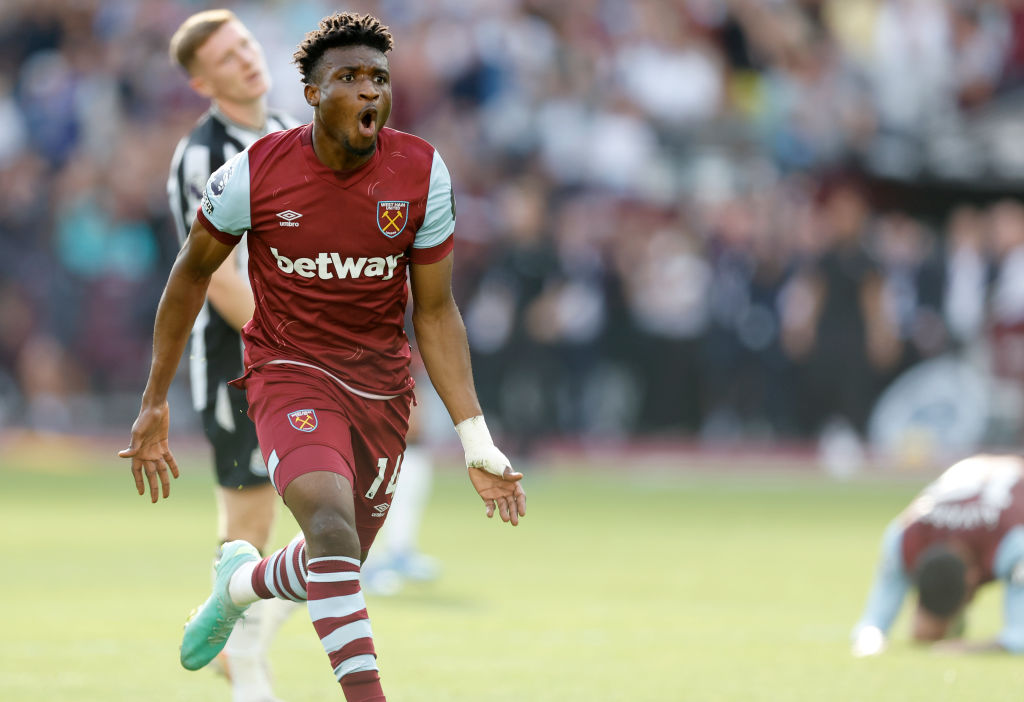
[851,454,1024,655]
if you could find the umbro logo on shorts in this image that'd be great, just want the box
[287,409,318,432]
[277,210,303,227]
[371,503,390,517]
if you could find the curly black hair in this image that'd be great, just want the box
[293,12,394,84]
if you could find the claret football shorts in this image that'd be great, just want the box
[238,363,412,551]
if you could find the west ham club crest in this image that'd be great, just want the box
[287,409,318,432]
[377,201,409,238]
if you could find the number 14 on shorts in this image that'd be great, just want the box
[365,454,403,499]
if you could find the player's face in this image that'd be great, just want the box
[305,45,391,159]
[191,21,270,105]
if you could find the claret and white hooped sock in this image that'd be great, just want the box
[307,556,383,700]
[227,538,385,701]
[229,534,308,605]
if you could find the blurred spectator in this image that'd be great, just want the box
[874,211,948,368]
[464,176,560,455]
[949,2,1009,109]
[701,187,801,439]
[869,0,954,135]
[943,205,990,347]
[989,200,1024,385]
[613,6,724,127]
[618,212,710,434]
[782,181,901,438]
[1003,0,1024,86]
[16,333,83,433]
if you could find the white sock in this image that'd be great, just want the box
[228,561,260,607]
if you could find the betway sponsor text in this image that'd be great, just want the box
[270,248,402,281]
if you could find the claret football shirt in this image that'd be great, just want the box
[196,124,455,397]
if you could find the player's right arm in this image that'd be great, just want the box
[120,221,235,502]
[851,520,910,656]
[123,151,251,502]
[994,526,1024,653]
[994,581,1024,653]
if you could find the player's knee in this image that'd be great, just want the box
[303,507,360,558]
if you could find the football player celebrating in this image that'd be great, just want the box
[122,12,525,701]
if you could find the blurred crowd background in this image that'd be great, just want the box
[4,0,1024,462]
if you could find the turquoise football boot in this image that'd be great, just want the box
[180,540,260,671]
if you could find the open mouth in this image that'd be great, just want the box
[358,107,378,139]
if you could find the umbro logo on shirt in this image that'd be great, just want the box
[371,503,390,517]
[276,210,303,227]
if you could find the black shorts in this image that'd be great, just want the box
[199,384,271,489]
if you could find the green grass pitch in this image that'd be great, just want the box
[1,437,1022,701]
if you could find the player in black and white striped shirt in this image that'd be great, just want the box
[166,10,300,701]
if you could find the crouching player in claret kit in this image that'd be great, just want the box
[852,454,1024,657]
[121,12,526,701]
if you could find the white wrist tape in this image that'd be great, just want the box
[455,415,493,453]
[455,415,509,477]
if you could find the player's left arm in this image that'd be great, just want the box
[935,528,1024,654]
[996,569,1024,654]
[410,254,526,526]
[991,528,1024,654]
